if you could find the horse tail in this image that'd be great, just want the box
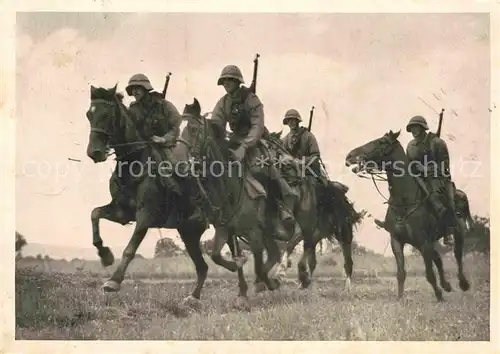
[456,189,472,218]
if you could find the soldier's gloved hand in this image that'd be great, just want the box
[229,145,246,162]
[151,135,166,144]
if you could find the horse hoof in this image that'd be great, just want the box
[102,280,121,292]
[299,273,311,289]
[181,295,202,311]
[459,278,470,291]
[344,278,352,293]
[254,281,267,294]
[436,291,444,302]
[233,296,251,312]
[268,278,281,291]
[442,282,452,292]
[98,247,115,267]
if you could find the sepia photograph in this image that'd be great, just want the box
[3,1,499,352]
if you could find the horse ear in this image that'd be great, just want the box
[388,129,401,141]
[90,85,97,94]
[111,83,118,94]
[193,98,201,115]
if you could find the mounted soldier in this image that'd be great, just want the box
[210,64,298,230]
[125,73,183,195]
[281,108,329,186]
[405,115,456,246]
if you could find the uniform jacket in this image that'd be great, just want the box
[282,126,320,160]
[129,92,182,145]
[211,87,265,150]
[406,132,451,179]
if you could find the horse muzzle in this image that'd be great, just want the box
[87,147,107,163]
[345,155,364,174]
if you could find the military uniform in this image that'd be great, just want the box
[211,65,298,229]
[406,115,456,245]
[125,73,183,195]
[281,109,327,185]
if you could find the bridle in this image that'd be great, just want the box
[352,139,429,222]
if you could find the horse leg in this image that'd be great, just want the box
[341,235,354,292]
[261,230,283,284]
[210,228,244,272]
[422,242,444,301]
[178,220,209,308]
[283,222,303,271]
[453,218,470,291]
[226,235,250,311]
[102,207,151,292]
[298,231,314,289]
[308,236,319,277]
[91,202,132,268]
[390,237,406,299]
[253,251,268,294]
[431,247,452,292]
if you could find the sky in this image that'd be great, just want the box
[15,12,491,258]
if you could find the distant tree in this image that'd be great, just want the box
[15,231,27,253]
[36,254,42,260]
[200,236,251,254]
[154,237,184,258]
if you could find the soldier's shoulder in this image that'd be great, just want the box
[241,87,261,104]
[406,138,418,148]
[429,133,447,148]
[303,127,316,137]
[151,91,166,103]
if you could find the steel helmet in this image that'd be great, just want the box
[217,65,244,85]
[125,73,154,96]
[406,115,429,132]
[282,109,302,125]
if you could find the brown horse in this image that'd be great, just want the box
[85,85,210,308]
[345,129,471,301]
[179,98,320,308]
[263,131,364,292]
[274,196,364,292]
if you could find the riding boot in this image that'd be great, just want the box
[428,192,447,221]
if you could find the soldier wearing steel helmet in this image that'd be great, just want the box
[281,108,329,186]
[211,64,298,230]
[406,115,456,246]
[125,73,183,195]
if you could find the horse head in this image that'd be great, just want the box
[345,129,405,175]
[86,84,134,163]
[181,98,229,160]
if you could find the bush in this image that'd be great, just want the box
[154,238,185,258]
[465,215,490,254]
[16,232,27,253]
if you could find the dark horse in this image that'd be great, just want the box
[180,98,320,309]
[345,130,471,301]
[265,131,364,292]
[85,85,210,307]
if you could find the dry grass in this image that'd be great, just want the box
[15,251,490,340]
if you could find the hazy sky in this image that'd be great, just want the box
[15,12,490,257]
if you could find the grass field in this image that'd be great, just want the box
[15,250,490,341]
